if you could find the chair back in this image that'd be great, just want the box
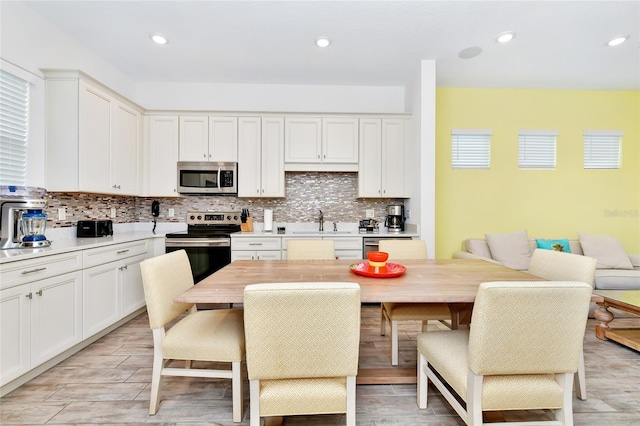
[468,281,592,376]
[140,250,194,329]
[528,248,597,287]
[244,282,361,380]
[378,239,427,260]
[286,239,335,260]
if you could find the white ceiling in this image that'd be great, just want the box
[24,0,640,90]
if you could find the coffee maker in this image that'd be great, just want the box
[0,186,51,249]
[384,202,405,232]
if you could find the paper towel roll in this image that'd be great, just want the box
[263,209,273,232]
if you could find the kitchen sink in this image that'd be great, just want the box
[291,231,354,235]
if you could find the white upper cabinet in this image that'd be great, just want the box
[147,115,179,196]
[237,117,285,198]
[179,116,209,161]
[358,118,408,198]
[322,117,359,163]
[209,116,238,162]
[284,116,358,171]
[44,70,142,195]
[179,116,238,162]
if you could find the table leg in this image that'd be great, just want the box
[594,304,615,340]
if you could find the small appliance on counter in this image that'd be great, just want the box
[0,186,52,249]
[77,220,113,238]
[359,218,379,233]
[384,201,406,232]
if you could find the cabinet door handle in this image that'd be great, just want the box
[203,153,207,158]
[36,290,43,296]
[26,292,32,299]
[248,243,262,246]
[117,249,130,254]
[21,267,46,275]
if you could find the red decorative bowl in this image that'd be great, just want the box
[367,251,389,262]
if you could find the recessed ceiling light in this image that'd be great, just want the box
[150,33,168,45]
[496,31,516,44]
[606,35,629,47]
[315,36,331,48]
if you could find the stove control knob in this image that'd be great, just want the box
[190,215,195,220]
[227,215,232,220]
[234,215,238,220]
[197,215,202,220]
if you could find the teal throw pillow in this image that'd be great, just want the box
[536,238,571,253]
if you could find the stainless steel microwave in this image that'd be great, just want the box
[177,162,238,195]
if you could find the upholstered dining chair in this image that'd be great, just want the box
[140,250,245,422]
[286,239,336,260]
[417,281,592,426]
[379,239,451,366]
[243,282,361,426]
[528,248,597,401]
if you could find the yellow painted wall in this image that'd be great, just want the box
[435,88,640,258]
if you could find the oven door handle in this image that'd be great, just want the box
[165,239,230,248]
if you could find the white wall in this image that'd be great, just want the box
[136,82,405,113]
[404,60,436,257]
[419,61,436,258]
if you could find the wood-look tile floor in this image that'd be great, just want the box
[2,304,639,425]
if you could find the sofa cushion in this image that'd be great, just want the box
[536,238,572,253]
[594,270,640,290]
[465,238,493,259]
[485,230,531,270]
[578,232,634,270]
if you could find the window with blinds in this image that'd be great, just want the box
[518,130,558,169]
[451,129,492,169]
[0,69,29,186]
[584,130,622,169]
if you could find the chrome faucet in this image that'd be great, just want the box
[318,210,324,232]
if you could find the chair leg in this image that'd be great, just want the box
[232,361,243,422]
[555,373,574,425]
[346,375,356,426]
[380,304,387,336]
[391,320,399,366]
[149,348,164,414]
[466,373,483,426]
[417,351,428,409]
[575,349,587,400]
[249,379,260,426]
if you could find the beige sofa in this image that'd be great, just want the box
[453,237,640,291]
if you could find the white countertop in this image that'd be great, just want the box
[0,222,184,264]
[231,222,420,238]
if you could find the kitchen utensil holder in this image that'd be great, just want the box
[241,217,254,232]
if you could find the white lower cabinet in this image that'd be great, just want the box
[325,236,363,260]
[83,242,150,339]
[281,236,363,260]
[231,237,282,261]
[83,262,120,339]
[1,271,82,386]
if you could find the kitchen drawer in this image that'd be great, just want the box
[323,236,362,250]
[232,238,281,251]
[83,240,149,268]
[335,249,363,260]
[0,251,83,290]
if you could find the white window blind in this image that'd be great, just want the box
[518,130,558,169]
[451,129,492,169]
[0,69,29,185]
[583,130,622,169]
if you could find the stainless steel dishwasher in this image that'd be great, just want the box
[362,236,412,256]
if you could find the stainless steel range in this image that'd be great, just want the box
[165,211,241,283]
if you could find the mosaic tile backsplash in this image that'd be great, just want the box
[46,172,401,228]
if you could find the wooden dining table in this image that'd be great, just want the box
[174,258,543,384]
